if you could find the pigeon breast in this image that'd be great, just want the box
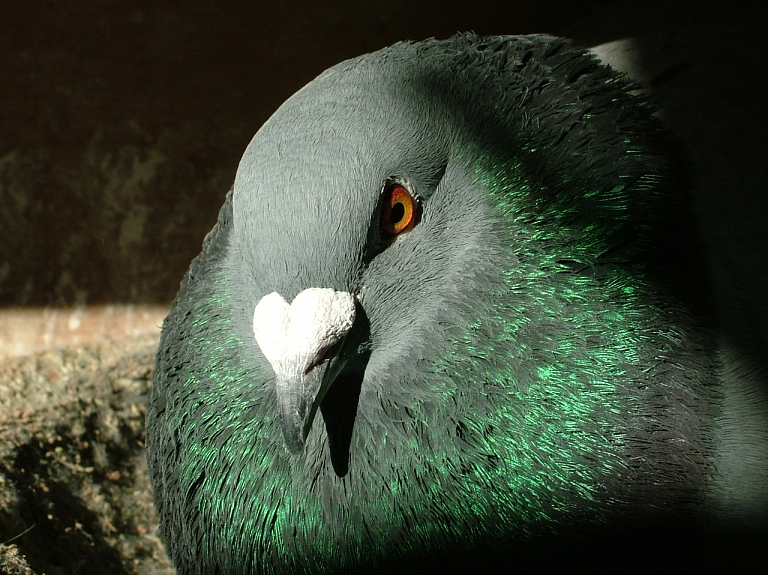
[147,34,719,574]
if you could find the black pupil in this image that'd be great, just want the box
[389,202,405,224]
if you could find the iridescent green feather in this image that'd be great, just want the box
[147,33,718,574]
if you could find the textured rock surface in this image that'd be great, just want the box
[0,305,166,358]
[0,335,172,575]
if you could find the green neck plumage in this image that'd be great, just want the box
[170,148,711,573]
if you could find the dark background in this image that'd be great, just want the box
[0,0,766,360]
[0,0,612,307]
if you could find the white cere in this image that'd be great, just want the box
[253,288,356,378]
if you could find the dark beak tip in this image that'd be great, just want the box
[280,421,309,455]
[283,434,305,455]
[286,443,304,455]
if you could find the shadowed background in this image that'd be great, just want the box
[1,0,766,360]
[0,0,614,355]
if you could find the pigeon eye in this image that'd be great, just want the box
[380,183,419,237]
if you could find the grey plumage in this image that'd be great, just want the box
[147,30,768,574]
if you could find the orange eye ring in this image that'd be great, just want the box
[380,184,419,238]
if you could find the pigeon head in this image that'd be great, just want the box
[230,34,680,474]
[148,34,715,573]
[229,50,498,472]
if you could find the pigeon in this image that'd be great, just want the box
[146,33,767,574]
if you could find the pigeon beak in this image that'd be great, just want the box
[252,288,358,454]
[275,343,347,454]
